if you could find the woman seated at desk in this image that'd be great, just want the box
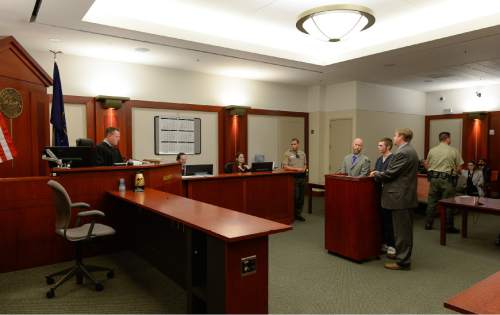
[233,152,250,173]
[458,160,484,197]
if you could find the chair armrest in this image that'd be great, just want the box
[77,210,105,217]
[71,202,91,209]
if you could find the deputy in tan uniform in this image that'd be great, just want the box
[425,131,463,232]
[283,138,307,222]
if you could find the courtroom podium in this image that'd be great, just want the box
[324,174,381,262]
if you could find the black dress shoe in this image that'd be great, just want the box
[295,215,306,222]
[446,227,460,234]
[425,223,433,230]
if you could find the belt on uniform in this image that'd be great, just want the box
[428,170,451,179]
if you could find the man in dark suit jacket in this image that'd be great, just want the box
[370,128,419,270]
[96,127,124,166]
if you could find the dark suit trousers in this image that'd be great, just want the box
[381,207,395,247]
[392,209,413,267]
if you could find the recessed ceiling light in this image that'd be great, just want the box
[49,38,62,42]
[134,47,150,53]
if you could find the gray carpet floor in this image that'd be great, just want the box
[0,196,499,313]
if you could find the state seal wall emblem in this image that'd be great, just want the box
[0,88,23,119]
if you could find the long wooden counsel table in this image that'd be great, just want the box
[183,171,296,224]
[444,271,500,314]
[108,188,291,313]
[438,196,500,245]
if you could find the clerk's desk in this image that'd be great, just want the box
[183,170,297,224]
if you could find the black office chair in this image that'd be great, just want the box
[223,162,235,174]
[76,138,95,147]
[45,180,115,298]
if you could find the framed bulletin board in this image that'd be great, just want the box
[154,116,201,155]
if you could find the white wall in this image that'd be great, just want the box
[29,50,309,112]
[48,103,87,146]
[132,107,219,173]
[356,82,426,162]
[247,115,304,167]
[356,110,425,164]
[426,84,500,115]
[324,81,357,111]
[357,82,426,115]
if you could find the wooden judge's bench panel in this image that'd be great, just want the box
[0,163,182,273]
[0,36,52,177]
[183,171,296,224]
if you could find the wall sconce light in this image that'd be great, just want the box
[96,95,130,109]
[467,111,487,120]
[225,105,251,116]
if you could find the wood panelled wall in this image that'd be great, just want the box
[58,96,309,176]
[425,112,499,172]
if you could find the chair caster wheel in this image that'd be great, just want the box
[95,283,104,291]
[46,277,55,285]
[106,271,114,279]
[46,289,55,299]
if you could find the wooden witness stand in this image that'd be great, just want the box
[324,174,380,262]
[183,171,296,224]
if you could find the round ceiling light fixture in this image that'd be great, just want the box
[296,4,375,42]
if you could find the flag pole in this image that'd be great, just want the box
[9,118,14,168]
[49,50,62,61]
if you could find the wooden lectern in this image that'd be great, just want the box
[324,174,380,262]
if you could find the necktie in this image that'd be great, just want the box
[352,155,357,165]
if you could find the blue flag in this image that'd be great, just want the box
[50,62,69,146]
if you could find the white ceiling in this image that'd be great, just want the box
[2,0,500,91]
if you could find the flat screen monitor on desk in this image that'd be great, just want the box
[44,146,96,168]
[251,162,274,172]
[185,164,213,176]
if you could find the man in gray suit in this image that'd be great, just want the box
[340,138,371,176]
[370,128,418,270]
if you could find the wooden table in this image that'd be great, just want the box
[108,188,291,314]
[444,271,500,314]
[438,196,500,245]
[183,171,296,224]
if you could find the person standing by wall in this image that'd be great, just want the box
[283,138,307,222]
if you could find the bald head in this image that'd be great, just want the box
[352,138,364,155]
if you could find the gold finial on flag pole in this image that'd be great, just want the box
[49,50,62,61]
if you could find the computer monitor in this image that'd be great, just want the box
[254,154,265,162]
[44,146,96,168]
[251,161,273,172]
[185,164,213,176]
